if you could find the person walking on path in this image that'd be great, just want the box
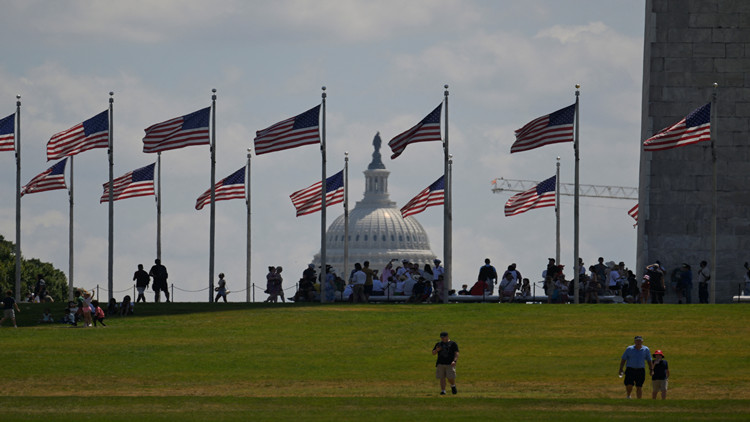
[149,259,169,303]
[0,290,20,328]
[618,335,653,399]
[697,261,710,304]
[651,350,670,400]
[214,273,228,303]
[133,264,150,303]
[432,331,459,395]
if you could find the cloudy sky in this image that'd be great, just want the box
[0,0,645,301]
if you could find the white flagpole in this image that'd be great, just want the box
[209,89,217,302]
[320,86,327,303]
[710,82,718,304]
[344,152,349,285]
[14,95,21,302]
[107,92,114,302]
[251,148,253,302]
[68,156,75,301]
[573,84,581,304]
[156,152,161,260]
[443,84,451,303]
[555,156,561,265]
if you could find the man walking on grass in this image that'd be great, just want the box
[432,331,459,395]
[618,335,653,399]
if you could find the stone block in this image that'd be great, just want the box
[694,58,715,71]
[687,0,716,13]
[652,42,693,58]
[713,28,750,43]
[669,27,712,43]
[652,0,669,13]
[660,11,690,28]
[726,43,746,58]
[715,58,750,72]
[689,12,718,27]
[662,86,710,102]
[735,102,750,116]
[693,43,726,57]
[741,13,750,28]
[665,57,690,71]
[718,0,750,13]
[721,72,745,87]
[718,13,741,28]
[651,57,665,72]
[717,115,750,132]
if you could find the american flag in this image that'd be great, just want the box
[628,204,639,226]
[143,107,210,153]
[195,166,246,210]
[21,158,68,197]
[504,175,556,217]
[254,105,320,155]
[511,104,575,153]
[388,103,442,159]
[289,170,344,217]
[0,113,14,152]
[643,103,711,151]
[400,175,445,218]
[100,163,155,203]
[47,110,109,160]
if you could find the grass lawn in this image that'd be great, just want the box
[1,302,749,420]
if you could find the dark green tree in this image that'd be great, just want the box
[0,235,68,301]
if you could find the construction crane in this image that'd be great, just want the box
[491,178,638,200]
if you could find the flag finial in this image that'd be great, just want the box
[16,94,20,100]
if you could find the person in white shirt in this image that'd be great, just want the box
[351,263,367,303]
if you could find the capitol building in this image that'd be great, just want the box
[313,133,436,275]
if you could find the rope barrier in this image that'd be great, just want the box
[172,286,210,293]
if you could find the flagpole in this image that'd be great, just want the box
[555,156,561,265]
[251,148,253,302]
[14,95,21,302]
[344,151,349,285]
[710,82,718,304]
[209,89,217,302]
[68,156,75,301]
[443,84,451,304]
[573,84,581,304]
[156,152,161,260]
[107,92,114,302]
[320,86,327,303]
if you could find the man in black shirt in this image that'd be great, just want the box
[149,259,169,303]
[432,331,459,395]
[133,264,150,303]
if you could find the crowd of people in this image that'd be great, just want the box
[279,258,448,303]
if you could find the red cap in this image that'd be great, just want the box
[653,350,664,357]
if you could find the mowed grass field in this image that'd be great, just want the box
[1,302,749,421]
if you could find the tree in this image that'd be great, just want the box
[0,235,68,302]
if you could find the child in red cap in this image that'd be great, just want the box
[651,350,669,399]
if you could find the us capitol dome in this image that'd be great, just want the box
[313,133,436,274]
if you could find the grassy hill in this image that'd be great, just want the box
[1,302,748,421]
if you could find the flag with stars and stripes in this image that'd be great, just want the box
[47,111,109,160]
[400,175,444,218]
[388,103,442,159]
[21,158,68,196]
[0,113,14,152]
[195,166,246,210]
[511,104,575,153]
[143,107,210,153]
[504,175,556,216]
[628,204,639,226]
[643,103,711,151]
[100,163,155,203]
[254,105,320,155]
[289,170,344,217]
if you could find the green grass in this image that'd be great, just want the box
[1,302,749,420]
